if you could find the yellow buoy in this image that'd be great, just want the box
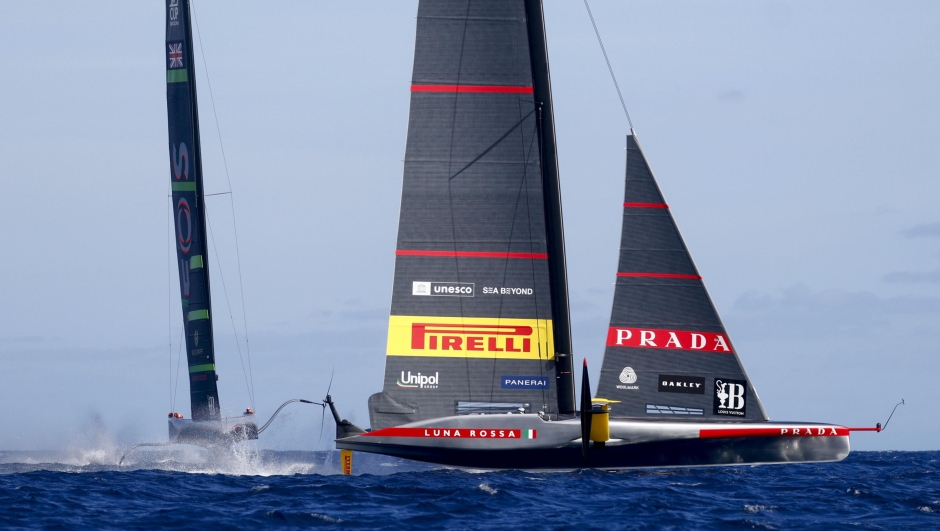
[341,449,353,475]
[589,398,620,444]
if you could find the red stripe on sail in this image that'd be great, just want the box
[411,84,534,94]
[606,327,734,353]
[362,427,523,439]
[623,202,669,208]
[397,250,548,259]
[617,272,702,280]
[699,427,849,439]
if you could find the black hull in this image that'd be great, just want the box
[335,415,851,470]
[169,417,258,447]
[340,435,848,470]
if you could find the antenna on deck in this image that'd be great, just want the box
[879,399,905,432]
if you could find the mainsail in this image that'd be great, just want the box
[595,135,767,421]
[368,0,575,430]
[165,0,221,421]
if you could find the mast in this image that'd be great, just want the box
[166,0,221,421]
[523,0,576,415]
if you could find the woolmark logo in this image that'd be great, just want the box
[411,323,533,353]
[619,367,637,384]
[658,374,705,395]
[616,367,638,390]
[606,327,733,353]
[413,282,474,297]
[397,371,439,389]
[501,376,550,390]
[713,378,747,416]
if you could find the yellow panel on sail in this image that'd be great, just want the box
[386,316,554,360]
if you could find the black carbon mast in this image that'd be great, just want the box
[524,0,576,416]
[165,0,221,422]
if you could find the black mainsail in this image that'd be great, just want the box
[165,0,221,422]
[595,135,767,421]
[368,0,575,430]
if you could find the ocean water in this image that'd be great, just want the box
[0,449,937,530]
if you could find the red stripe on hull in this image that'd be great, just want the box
[411,84,534,94]
[362,427,526,439]
[397,250,548,259]
[623,202,669,209]
[699,427,849,439]
[617,272,702,279]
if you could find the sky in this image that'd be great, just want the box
[0,1,938,453]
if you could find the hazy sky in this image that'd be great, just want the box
[1,1,937,453]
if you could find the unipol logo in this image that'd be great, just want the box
[397,371,439,389]
[713,378,747,416]
[411,323,533,354]
[606,327,733,354]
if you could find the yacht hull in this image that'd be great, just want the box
[336,414,850,470]
[168,415,259,447]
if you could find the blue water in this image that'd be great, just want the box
[1,450,937,530]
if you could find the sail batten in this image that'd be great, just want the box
[166,0,221,422]
[368,0,572,430]
[596,135,767,421]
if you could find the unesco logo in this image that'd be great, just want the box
[413,281,474,297]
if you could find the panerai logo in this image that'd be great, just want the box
[713,378,747,416]
[397,371,439,389]
[616,367,638,390]
[413,282,474,297]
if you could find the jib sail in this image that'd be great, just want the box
[165,0,221,421]
[595,135,767,421]
[368,0,575,430]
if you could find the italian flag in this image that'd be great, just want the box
[524,429,537,439]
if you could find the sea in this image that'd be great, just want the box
[0,449,937,530]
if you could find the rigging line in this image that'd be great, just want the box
[172,327,184,413]
[442,0,475,402]
[486,28,533,403]
[191,0,256,409]
[583,0,634,131]
[531,102,552,414]
[205,208,255,408]
[487,103,533,403]
[168,185,173,412]
[447,110,536,181]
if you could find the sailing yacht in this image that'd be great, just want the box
[163,0,258,445]
[327,0,877,469]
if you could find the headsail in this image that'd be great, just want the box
[165,0,221,421]
[368,0,574,430]
[595,135,767,421]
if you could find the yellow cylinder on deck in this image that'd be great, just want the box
[589,399,620,443]
[340,449,353,475]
